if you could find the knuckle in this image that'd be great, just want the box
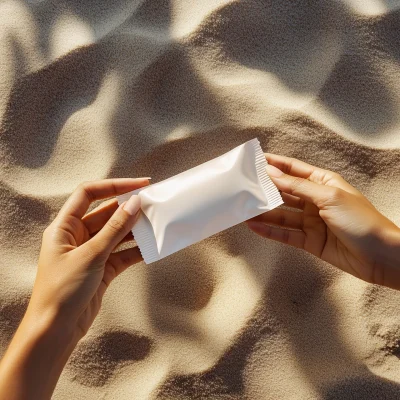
[309,169,324,184]
[76,181,87,192]
[77,181,94,201]
[331,187,344,200]
[298,197,306,209]
[85,240,107,262]
[331,171,342,180]
[279,210,286,227]
[290,177,305,193]
[264,224,272,237]
[318,187,345,208]
[281,158,294,175]
[107,216,126,234]
[324,171,343,185]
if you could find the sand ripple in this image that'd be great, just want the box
[1,1,400,398]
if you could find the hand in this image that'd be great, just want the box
[0,178,148,400]
[247,154,400,290]
[31,178,149,338]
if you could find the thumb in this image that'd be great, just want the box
[266,164,336,208]
[87,195,141,256]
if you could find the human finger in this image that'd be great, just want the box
[58,178,149,220]
[265,154,360,195]
[83,195,141,257]
[98,246,142,297]
[83,199,119,235]
[112,232,134,251]
[265,164,338,209]
[247,221,306,249]
[281,192,305,210]
[250,208,303,230]
[265,153,316,177]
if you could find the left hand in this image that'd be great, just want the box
[27,178,149,340]
[0,178,148,400]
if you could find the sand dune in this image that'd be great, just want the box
[1,0,400,398]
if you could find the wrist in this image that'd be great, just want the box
[23,301,80,349]
[374,225,400,289]
[0,303,79,399]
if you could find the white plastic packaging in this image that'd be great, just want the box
[117,138,283,264]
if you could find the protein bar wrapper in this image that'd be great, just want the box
[117,138,283,264]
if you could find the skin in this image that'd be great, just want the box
[0,155,399,399]
[247,154,400,290]
[0,178,149,400]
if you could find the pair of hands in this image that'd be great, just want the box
[27,154,400,340]
[1,155,400,400]
[25,155,400,340]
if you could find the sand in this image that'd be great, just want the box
[1,0,400,398]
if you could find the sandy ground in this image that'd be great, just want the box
[1,0,400,398]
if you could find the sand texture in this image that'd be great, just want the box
[1,0,400,398]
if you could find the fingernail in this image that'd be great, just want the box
[123,195,141,216]
[266,164,284,178]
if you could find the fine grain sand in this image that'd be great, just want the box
[1,0,400,399]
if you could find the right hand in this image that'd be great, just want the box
[247,154,400,290]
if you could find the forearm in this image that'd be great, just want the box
[0,305,79,400]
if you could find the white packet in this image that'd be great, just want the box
[117,138,283,264]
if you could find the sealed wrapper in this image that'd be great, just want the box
[117,138,283,264]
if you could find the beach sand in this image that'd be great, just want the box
[1,0,400,398]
